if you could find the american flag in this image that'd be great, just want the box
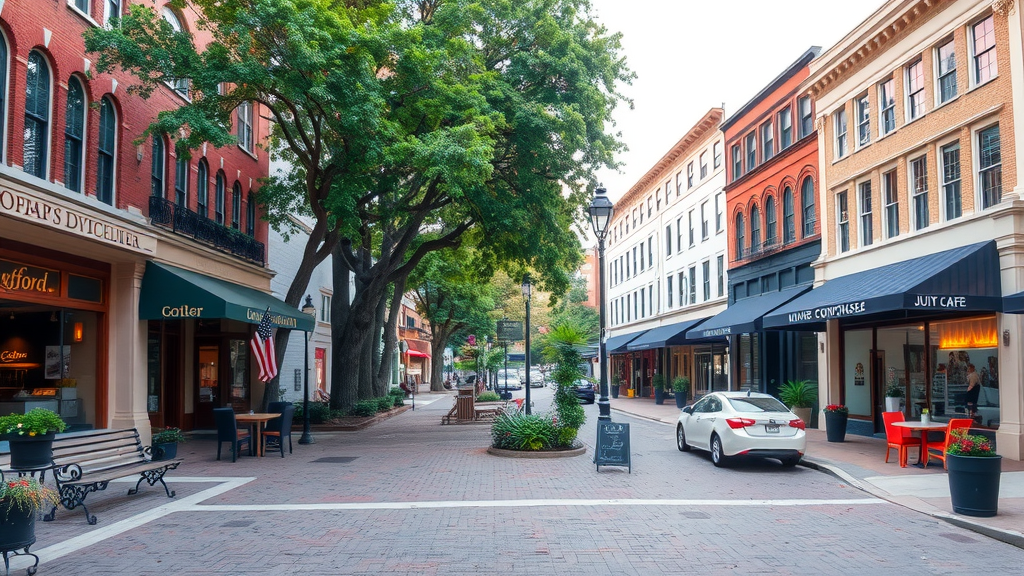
[250,307,278,383]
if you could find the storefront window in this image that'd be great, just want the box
[931,317,998,427]
[737,333,760,391]
[843,328,872,417]
[229,339,249,403]
[876,324,925,417]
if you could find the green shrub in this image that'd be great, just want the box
[556,427,578,447]
[477,391,501,402]
[351,400,379,417]
[389,387,405,397]
[392,395,405,407]
[375,396,395,412]
[491,411,556,451]
[308,401,332,424]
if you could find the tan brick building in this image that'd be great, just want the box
[763,0,1024,458]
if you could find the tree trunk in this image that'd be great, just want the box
[430,326,453,392]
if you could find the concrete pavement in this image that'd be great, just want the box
[606,394,1024,548]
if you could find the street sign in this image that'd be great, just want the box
[496,320,523,342]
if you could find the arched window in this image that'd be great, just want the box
[196,160,209,217]
[801,176,816,236]
[162,8,190,97]
[750,205,761,251]
[24,51,51,178]
[246,192,256,236]
[231,181,241,229]
[96,97,117,205]
[783,186,795,243]
[764,196,777,245]
[215,171,225,224]
[0,34,8,159]
[735,213,745,259]
[151,137,167,197]
[64,77,86,192]
[174,155,188,207]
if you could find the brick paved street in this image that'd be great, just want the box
[15,391,1024,575]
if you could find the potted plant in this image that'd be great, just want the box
[920,408,931,425]
[946,429,1001,517]
[672,377,690,410]
[823,404,848,442]
[652,374,666,405]
[779,380,817,426]
[885,382,904,413]
[1,474,58,569]
[150,427,187,461]
[0,408,68,469]
[610,375,620,399]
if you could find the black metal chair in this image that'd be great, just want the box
[263,405,295,457]
[213,408,251,462]
[267,401,291,414]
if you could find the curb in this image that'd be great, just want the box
[486,445,588,459]
[290,405,412,432]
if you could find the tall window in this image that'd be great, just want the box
[105,0,120,25]
[834,109,848,159]
[151,137,165,197]
[237,102,254,152]
[750,205,761,251]
[906,60,925,120]
[801,177,816,237]
[677,271,685,306]
[63,77,86,192]
[688,210,694,246]
[715,192,723,232]
[688,266,696,305]
[731,144,742,180]
[0,36,6,159]
[687,162,694,188]
[837,191,850,253]
[215,171,226,224]
[979,125,1002,209]
[859,181,873,247]
[246,193,256,236]
[856,94,870,147]
[972,16,997,85]
[883,170,899,239]
[735,213,745,259]
[162,9,190,97]
[665,180,672,203]
[716,255,724,297]
[778,107,792,149]
[702,260,711,301]
[665,225,672,256]
[196,160,209,217]
[96,97,116,205]
[783,187,795,242]
[174,157,189,207]
[667,276,673,309]
[745,132,757,171]
[764,196,777,246]
[640,287,645,318]
[879,78,896,135]
[761,121,774,162]
[942,141,961,220]
[700,201,709,240]
[713,142,722,168]
[699,151,708,179]
[798,96,813,139]
[676,217,682,254]
[937,39,957,103]
[232,182,242,229]
[648,237,653,268]
[676,172,683,196]
[910,156,929,230]
[73,0,89,13]
[24,52,50,178]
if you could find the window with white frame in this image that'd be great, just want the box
[972,15,997,86]
[716,255,724,297]
[702,261,711,301]
[713,141,722,168]
[197,160,209,217]
[834,108,848,159]
[24,51,50,179]
[96,97,117,205]
[735,213,745,259]
[858,181,873,246]
[105,0,120,26]
[687,162,694,188]
[801,176,816,237]
[882,170,899,239]
[676,217,683,253]
[978,124,1002,209]
[941,141,962,220]
[765,196,777,246]
[215,171,226,224]
[778,107,792,149]
[700,201,709,240]
[750,204,761,251]
[639,204,643,224]
[656,191,660,212]
[640,287,645,318]
[151,136,166,197]
[798,96,813,139]
[665,180,671,204]
[837,190,850,253]
[676,172,683,196]
[715,192,723,232]
[175,156,189,207]
[647,196,652,217]
[64,77,86,193]
[320,294,331,322]
[910,156,929,230]
[761,121,774,163]
[745,132,757,171]
[649,285,653,315]
[783,186,795,242]
[936,39,957,104]
[731,144,742,181]
[879,78,895,135]
[700,151,708,179]
[688,266,697,305]
[677,271,685,306]
[237,101,254,152]
[688,210,695,246]
[648,237,653,268]
[639,244,645,271]
[665,225,672,256]
[667,276,673,308]
[162,9,190,97]
[906,59,925,120]
[856,94,870,147]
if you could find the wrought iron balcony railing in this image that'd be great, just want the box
[731,218,820,265]
[149,196,265,266]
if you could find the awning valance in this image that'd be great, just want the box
[626,317,710,351]
[764,241,1002,329]
[138,262,315,331]
[687,287,810,340]
[606,330,648,354]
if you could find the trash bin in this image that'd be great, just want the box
[456,387,475,421]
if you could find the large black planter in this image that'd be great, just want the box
[7,432,56,469]
[675,392,686,410]
[654,389,665,405]
[1,501,39,574]
[948,454,1001,517]
[152,442,178,461]
[824,412,848,442]
[610,385,619,399]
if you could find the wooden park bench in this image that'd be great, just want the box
[0,428,182,525]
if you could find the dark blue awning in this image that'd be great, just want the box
[687,287,810,340]
[1004,291,1024,313]
[606,330,648,354]
[764,241,1002,328]
[626,317,710,351]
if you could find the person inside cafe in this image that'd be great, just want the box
[965,363,981,421]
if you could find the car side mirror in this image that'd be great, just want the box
[682,406,693,414]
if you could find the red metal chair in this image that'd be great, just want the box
[883,411,920,467]
[926,418,973,469]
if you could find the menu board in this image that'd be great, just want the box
[595,422,631,473]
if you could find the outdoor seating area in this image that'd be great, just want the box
[214,403,295,461]
[882,412,977,469]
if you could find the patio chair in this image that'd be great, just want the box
[213,408,251,463]
[883,411,920,468]
[926,418,973,469]
[263,405,295,458]
[268,401,292,414]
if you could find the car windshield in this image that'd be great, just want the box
[727,397,789,413]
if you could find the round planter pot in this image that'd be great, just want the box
[7,431,56,469]
[653,389,665,405]
[884,397,902,413]
[948,454,1001,517]
[0,502,37,552]
[610,386,619,399]
[675,393,686,410]
[824,412,848,442]
[152,442,178,461]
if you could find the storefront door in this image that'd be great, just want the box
[195,341,221,429]
[694,352,712,397]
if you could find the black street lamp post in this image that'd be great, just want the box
[521,274,532,415]
[588,186,614,421]
[298,294,317,445]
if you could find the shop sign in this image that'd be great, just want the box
[698,326,731,338]
[0,350,28,363]
[245,307,299,329]
[786,301,867,323]
[0,260,60,295]
[161,305,205,318]
[909,295,968,309]
[0,187,156,255]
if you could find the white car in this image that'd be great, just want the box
[676,391,806,468]
[496,369,521,391]
[528,370,545,388]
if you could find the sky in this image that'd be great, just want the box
[588,0,886,203]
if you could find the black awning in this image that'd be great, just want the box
[764,241,1002,328]
[1004,290,1024,313]
[626,317,710,351]
[686,287,810,340]
[606,330,648,354]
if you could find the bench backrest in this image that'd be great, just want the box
[0,429,146,475]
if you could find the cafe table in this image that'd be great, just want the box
[235,412,279,457]
[891,420,948,466]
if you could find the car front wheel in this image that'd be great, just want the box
[710,434,727,467]
[676,425,690,452]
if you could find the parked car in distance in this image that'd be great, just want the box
[528,370,545,388]
[496,369,521,391]
[571,379,595,404]
[676,391,805,468]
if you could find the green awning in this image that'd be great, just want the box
[138,262,314,331]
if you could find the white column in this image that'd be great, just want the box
[108,260,151,442]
